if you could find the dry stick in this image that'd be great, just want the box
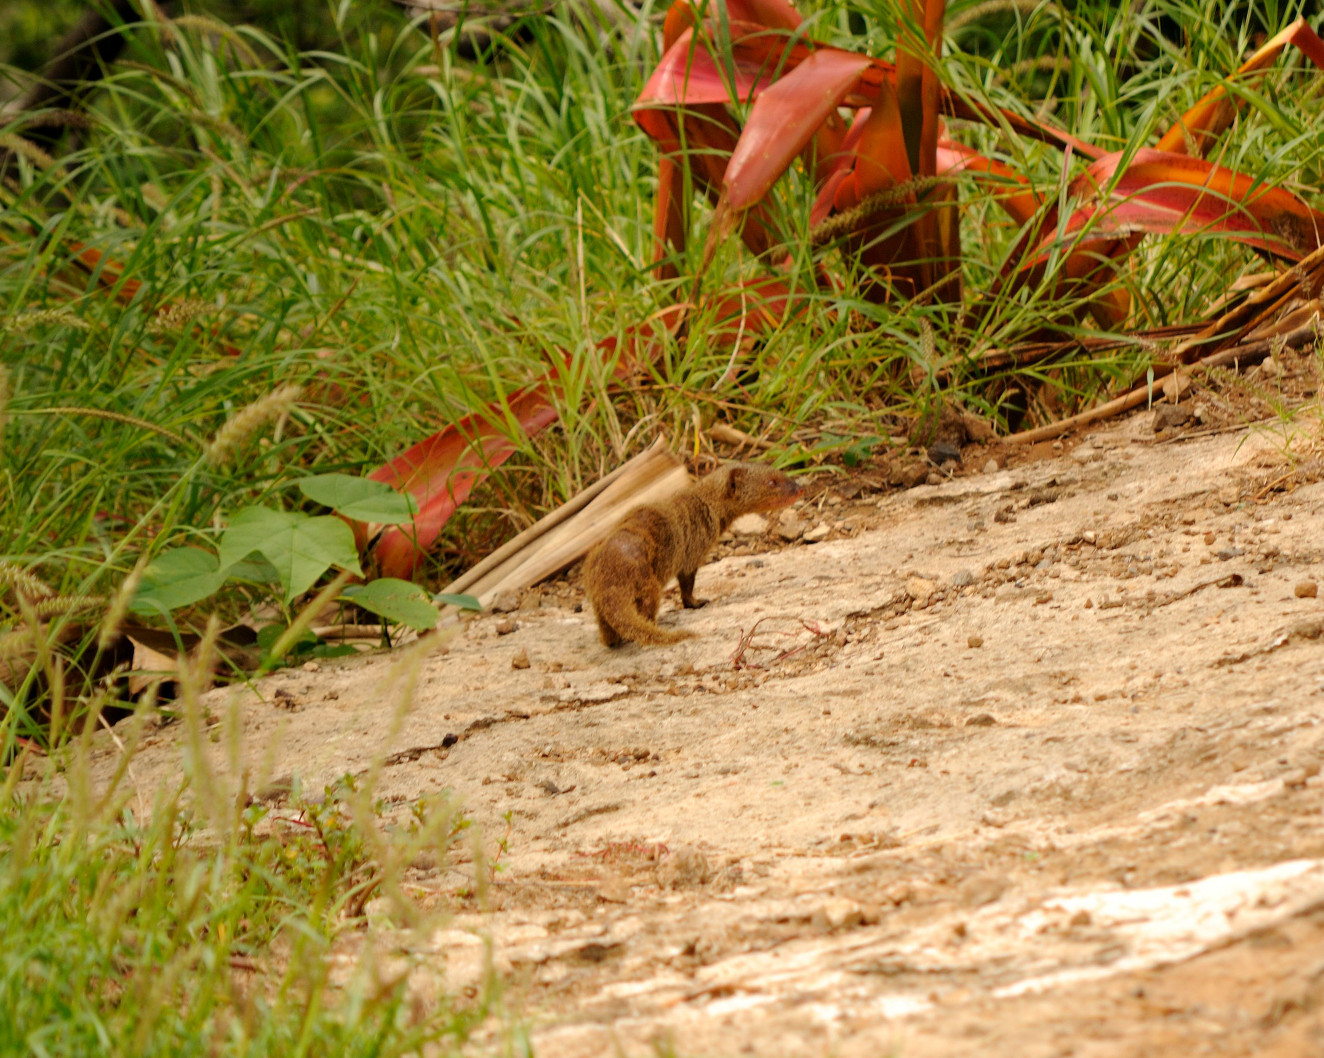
[708,422,772,452]
[1007,319,1320,445]
[1168,243,1324,365]
[972,323,1203,374]
[441,435,671,598]
[1088,248,1324,397]
[1150,573,1245,609]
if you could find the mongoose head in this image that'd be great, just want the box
[720,463,801,513]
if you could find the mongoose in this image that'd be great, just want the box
[583,462,800,647]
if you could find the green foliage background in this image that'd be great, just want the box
[3,0,1322,717]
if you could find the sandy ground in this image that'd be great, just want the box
[54,403,1324,1057]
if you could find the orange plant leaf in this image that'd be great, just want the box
[636,5,1101,293]
[664,0,805,48]
[894,0,945,177]
[641,100,779,260]
[831,78,922,295]
[652,155,688,280]
[636,23,783,112]
[1029,148,1324,265]
[66,241,144,303]
[366,384,561,580]
[935,139,1040,226]
[723,48,873,212]
[1158,17,1324,156]
[809,107,869,228]
[997,20,1324,330]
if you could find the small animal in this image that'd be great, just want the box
[583,462,800,647]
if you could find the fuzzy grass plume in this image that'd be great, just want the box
[205,384,303,466]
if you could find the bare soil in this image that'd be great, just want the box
[55,399,1324,1057]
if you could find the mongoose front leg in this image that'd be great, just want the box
[678,570,707,609]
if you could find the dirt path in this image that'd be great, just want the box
[71,411,1324,1056]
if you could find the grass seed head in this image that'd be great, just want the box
[205,383,303,466]
[98,560,145,653]
[0,559,54,601]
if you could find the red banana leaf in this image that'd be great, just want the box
[1157,17,1324,156]
[1037,149,1324,263]
[635,1,1099,299]
[723,49,875,212]
[893,0,953,296]
[67,241,144,303]
[366,384,561,580]
[987,147,1324,332]
[1019,17,1324,319]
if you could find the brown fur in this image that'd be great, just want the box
[583,463,800,647]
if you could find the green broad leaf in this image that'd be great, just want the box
[309,642,361,659]
[132,547,227,614]
[297,473,417,523]
[219,507,362,604]
[342,578,439,631]
[434,592,482,611]
[225,553,281,585]
[256,623,320,654]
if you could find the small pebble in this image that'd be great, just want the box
[803,524,831,543]
[1295,581,1318,599]
[730,513,769,536]
[777,511,806,542]
[491,590,520,613]
[907,577,937,605]
[495,618,518,635]
[967,634,984,649]
[983,458,999,474]
[511,649,530,669]
[927,440,961,465]
[1152,404,1192,432]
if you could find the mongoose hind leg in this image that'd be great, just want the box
[597,615,624,648]
[637,578,663,621]
[677,570,707,609]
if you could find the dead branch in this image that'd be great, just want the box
[1008,306,1321,445]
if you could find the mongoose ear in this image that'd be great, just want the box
[726,467,744,497]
